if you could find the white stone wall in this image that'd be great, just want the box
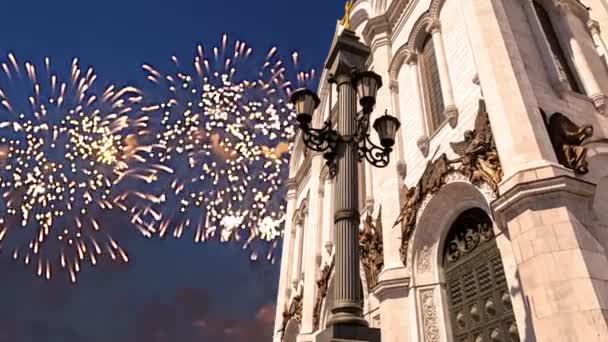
[274,0,608,341]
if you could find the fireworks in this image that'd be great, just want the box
[0,35,312,281]
[0,54,160,282]
[141,34,314,262]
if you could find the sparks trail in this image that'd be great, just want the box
[141,34,315,262]
[0,54,161,282]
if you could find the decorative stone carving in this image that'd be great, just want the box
[450,100,503,192]
[542,111,593,174]
[445,220,494,264]
[359,207,384,290]
[312,257,334,331]
[395,99,502,266]
[395,153,451,264]
[279,282,304,340]
[417,245,432,273]
[421,289,440,342]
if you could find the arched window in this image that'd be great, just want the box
[420,35,446,131]
[443,208,520,342]
[533,1,584,94]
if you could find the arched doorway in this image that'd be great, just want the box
[443,208,519,342]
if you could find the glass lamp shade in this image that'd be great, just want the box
[355,71,383,111]
[290,88,320,125]
[373,112,401,148]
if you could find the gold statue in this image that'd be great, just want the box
[546,112,593,174]
[340,0,355,30]
[450,100,503,192]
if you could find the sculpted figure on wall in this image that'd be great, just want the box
[279,279,304,340]
[312,258,334,331]
[359,207,384,290]
[395,154,452,264]
[545,111,593,174]
[450,100,502,192]
[394,99,502,266]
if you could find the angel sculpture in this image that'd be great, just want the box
[450,100,502,192]
[547,112,593,174]
[359,207,383,289]
[394,184,422,264]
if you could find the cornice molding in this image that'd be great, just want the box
[386,0,410,30]
[362,15,391,47]
[372,266,410,301]
[492,175,595,215]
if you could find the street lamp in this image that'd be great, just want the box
[289,29,400,340]
[291,72,400,176]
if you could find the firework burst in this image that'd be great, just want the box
[141,34,314,262]
[0,54,160,282]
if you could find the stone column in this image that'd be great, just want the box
[406,53,430,156]
[273,179,298,341]
[364,163,374,212]
[427,19,459,126]
[315,28,380,342]
[292,217,305,286]
[588,20,608,65]
[322,177,335,247]
[556,3,608,112]
[493,176,608,341]
[328,67,365,327]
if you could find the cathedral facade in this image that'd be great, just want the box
[274,0,608,341]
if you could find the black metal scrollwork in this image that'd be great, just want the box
[355,111,392,168]
[300,120,340,178]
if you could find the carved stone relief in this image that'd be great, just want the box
[359,207,384,291]
[421,289,441,342]
[312,258,334,331]
[541,110,593,174]
[279,290,303,341]
[417,245,433,274]
[394,99,502,266]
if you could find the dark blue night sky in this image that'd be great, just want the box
[0,1,344,341]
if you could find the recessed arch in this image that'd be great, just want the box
[406,12,433,54]
[388,43,412,82]
[408,180,493,277]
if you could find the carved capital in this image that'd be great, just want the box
[417,135,430,156]
[553,0,590,21]
[553,0,574,16]
[472,74,480,86]
[405,51,418,66]
[591,93,608,114]
[588,19,601,36]
[444,105,459,128]
[389,80,400,92]
[426,19,441,34]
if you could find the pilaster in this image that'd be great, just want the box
[302,155,324,334]
[274,179,300,341]
[463,0,564,189]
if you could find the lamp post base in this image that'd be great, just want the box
[315,324,381,342]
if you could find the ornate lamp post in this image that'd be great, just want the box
[290,29,400,341]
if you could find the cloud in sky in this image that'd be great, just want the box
[133,288,275,342]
